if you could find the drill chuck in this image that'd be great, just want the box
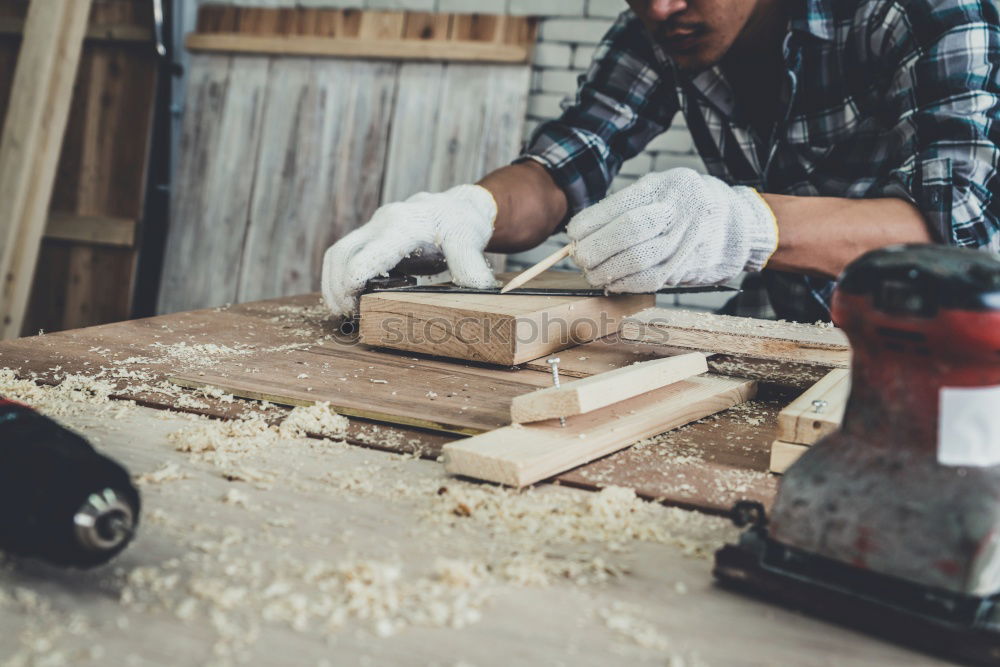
[0,398,141,567]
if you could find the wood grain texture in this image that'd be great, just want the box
[444,374,757,487]
[0,2,157,336]
[511,352,708,423]
[359,274,653,366]
[187,7,537,63]
[157,54,270,314]
[776,368,849,445]
[381,60,529,272]
[0,291,782,514]
[236,57,396,303]
[43,213,136,247]
[169,347,548,436]
[0,0,93,339]
[769,440,808,474]
[620,308,851,367]
[160,31,530,313]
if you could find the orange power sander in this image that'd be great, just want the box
[714,244,1000,664]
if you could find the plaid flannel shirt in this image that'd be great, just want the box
[518,0,1000,322]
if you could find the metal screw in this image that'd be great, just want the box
[547,358,566,427]
[811,399,827,414]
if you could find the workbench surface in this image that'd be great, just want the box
[0,402,945,665]
[0,296,945,664]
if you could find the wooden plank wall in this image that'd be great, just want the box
[157,6,534,314]
[0,0,158,335]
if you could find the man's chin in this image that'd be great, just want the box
[667,50,717,74]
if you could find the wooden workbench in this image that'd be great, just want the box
[0,294,946,663]
[0,403,944,665]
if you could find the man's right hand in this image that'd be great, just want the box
[321,184,499,318]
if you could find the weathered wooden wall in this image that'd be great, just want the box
[157,7,533,314]
[0,0,158,335]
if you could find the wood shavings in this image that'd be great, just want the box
[599,602,672,651]
[277,402,348,439]
[135,463,187,485]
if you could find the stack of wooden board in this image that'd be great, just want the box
[445,353,757,487]
[769,368,850,473]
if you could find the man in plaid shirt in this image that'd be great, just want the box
[323,0,1000,323]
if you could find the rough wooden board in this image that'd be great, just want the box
[444,374,757,487]
[157,53,270,314]
[770,440,809,474]
[159,49,529,314]
[21,22,157,335]
[43,213,136,247]
[620,308,851,367]
[776,368,850,445]
[0,0,93,339]
[511,352,708,423]
[168,343,554,436]
[524,338,831,389]
[187,7,537,63]
[236,57,396,303]
[0,292,780,514]
[359,273,653,366]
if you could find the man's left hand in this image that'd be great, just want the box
[566,168,779,292]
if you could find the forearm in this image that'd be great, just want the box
[479,161,568,253]
[762,194,934,279]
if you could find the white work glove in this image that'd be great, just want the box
[321,184,498,317]
[567,168,779,292]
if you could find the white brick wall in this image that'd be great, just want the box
[182,0,719,308]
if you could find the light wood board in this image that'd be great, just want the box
[770,439,809,474]
[0,0,92,339]
[444,374,757,487]
[511,352,707,423]
[776,368,850,445]
[169,342,553,436]
[359,273,653,366]
[619,308,851,367]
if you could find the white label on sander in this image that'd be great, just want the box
[938,384,1000,467]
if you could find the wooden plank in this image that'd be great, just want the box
[402,12,451,40]
[359,274,653,366]
[236,57,397,303]
[169,337,557,436]
[381,59,529,272]
[0,17,152,42]
[186,8,535,63]
[770,440,809,474]
[0,0,93,339]
[444,374,758,487]
[510,352,708,423]
[43,213,135,247]
[157,54,270,314]
[185,33,532,63]
[357,10,405,41]
[619,308,851,367]
[776,368,850,445]
[22,34,157,335]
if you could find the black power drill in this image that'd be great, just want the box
[0,398,141,567]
